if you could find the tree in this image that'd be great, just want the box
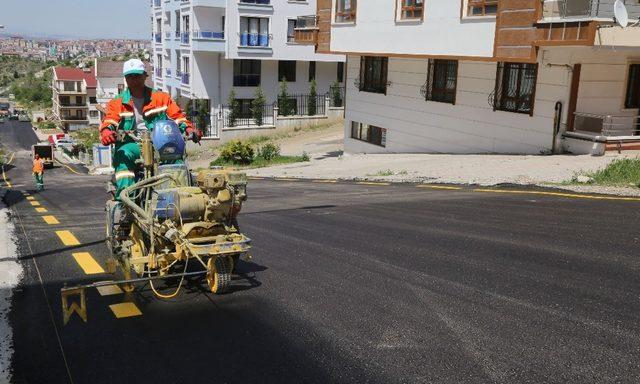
[251,87,266,126]
[278,78,294,116]
[227,89,240,127]
[13,70,19,79]
[196,100,209,134]
[308,79,317,116]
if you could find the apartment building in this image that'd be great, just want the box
[295,0,640,155]
[94,59,153,110]
[150,0,345,138]
[51,67,100,131]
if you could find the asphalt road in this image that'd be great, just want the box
[2,120,640,384]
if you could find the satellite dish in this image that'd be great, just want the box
[614,0,629,28]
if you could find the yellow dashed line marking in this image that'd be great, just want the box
[96,285,123,296]
[35,207,48,213]
[109,302,142,318]
[42,215,59,225]
[55,230,80,246]
[274,178,299,181]
[417,185,463,190]
[313,179,338,183]
[72,252,105,274]
[473,188,640,202]
[29,201,40,206]
[356,182,391,186]
[26,196,35,201]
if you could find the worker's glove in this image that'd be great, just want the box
[100,128,117,146]
[185,127,202,144]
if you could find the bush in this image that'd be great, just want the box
[219,140,254,164]
[257,142,280,161]
[227,90,240,127]
[301,151,310,162]
[331,80,343,107]
[278,78,295,116]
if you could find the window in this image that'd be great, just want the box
[63,81,75,92]
[466,0,498,17]
[240,17,270,47]
[287,19,297,43]
[351,122,386,147]
[337,62,344,83]
[233,59,261,86]
[335,0,357,23]
[89,110,99,118]
[75,96,83,105]
[60,96,70,106]
[359,56,388,94]
[309,61,316,82]
[424,59,458,104]
[279,60,297,82]
[625,64,640,109]
[399,0,424,20]
[237,99,254,118]
[493,62,538,115]
[89,97,97,104]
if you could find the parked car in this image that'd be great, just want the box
[54,138,76,152]
[18,113,30,122]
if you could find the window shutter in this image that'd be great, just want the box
[381,58,388,95]
[359,56,365,91]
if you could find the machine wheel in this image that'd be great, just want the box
[206,256,232,294]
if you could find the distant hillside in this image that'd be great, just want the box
[0,56,53,108]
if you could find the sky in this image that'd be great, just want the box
[0,0,150,40]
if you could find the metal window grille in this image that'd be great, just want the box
[359,56,388,94]
[401,0,423,19]
[421,59,457,104]
[492,62,538,116]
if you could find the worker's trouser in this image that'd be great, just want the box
[113,142,140,201]
[33,172,43,190]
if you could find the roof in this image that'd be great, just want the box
[54,67,97,88]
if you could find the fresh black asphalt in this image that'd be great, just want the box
[1,120,640,383]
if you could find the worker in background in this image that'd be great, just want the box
[32,154,44,191]
[99,58,201,200]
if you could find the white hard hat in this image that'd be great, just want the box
[123,59,146,76]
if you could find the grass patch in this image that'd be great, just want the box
[584,158,640,186]
[211,154,308,169]
[70,128,100,154]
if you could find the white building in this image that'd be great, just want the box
[150,0,345,139]
[51,67,100,130]
[295,0,640,155]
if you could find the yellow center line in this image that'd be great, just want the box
[26,196,35,201]
[72,252,105,275]
[473,188,640,202]
[55,230,80,246]
[29,201,40,206]
[109,302,142,318]
[417,185,463,190]
[55,159,82,175]
[35,207,48,213]
[356,181,391,186]
[96,285,123,296]
[1,165,10,188]
[42,215,59,225]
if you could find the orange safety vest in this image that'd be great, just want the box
[32,158,44,174]
[99,87,194,134]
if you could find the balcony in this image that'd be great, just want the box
[190,0,226,7]
[294,15,318,45]
[181,73,190,85]
[60,116,88,121]
[192,30,225,52]
[181,32,190,45]
[239,0,270,4]
[153,0,162,7]
[58,103,87,108]
[542,0,640,20]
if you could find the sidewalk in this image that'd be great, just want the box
[246,152,640,196]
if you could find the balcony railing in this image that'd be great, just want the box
[239,33,270,47]
[175,31,181,39]
[155,67,163,77]
[176,70,182,79]
[239,0,270,4]
[544,0,640,19]
[165,68,172,77]
[153,0,162,7]
[154,33,162,43]
[181,73,190,85]
[193,30,225,40]
[181,32,190,44]
[60,116,88,121]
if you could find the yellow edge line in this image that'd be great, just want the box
[313,179,338,183]
[6,152,15,165]
[274,178,299,181]
[248,177,264,180]
[473,188,640,202]
[29,201,40,206]
[418,185,462,190]
[356,182,391,186]
[55,159,82,175]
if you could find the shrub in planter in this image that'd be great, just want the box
[257,142,280,161]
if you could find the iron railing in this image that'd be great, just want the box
[220,104,274,128]
[181,73,190,85]
[154,33,162,43]
[296,15,318,29]
[239,33,270,47]
[276,93,326,116]
[573,112,640,136]
[181,32,190,44]
[239,0,270,4]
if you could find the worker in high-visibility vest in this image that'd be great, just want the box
[32,154,44,191]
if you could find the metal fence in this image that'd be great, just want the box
[276,93,326,116]
[573,112,640,136]
[220,103,274,128]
